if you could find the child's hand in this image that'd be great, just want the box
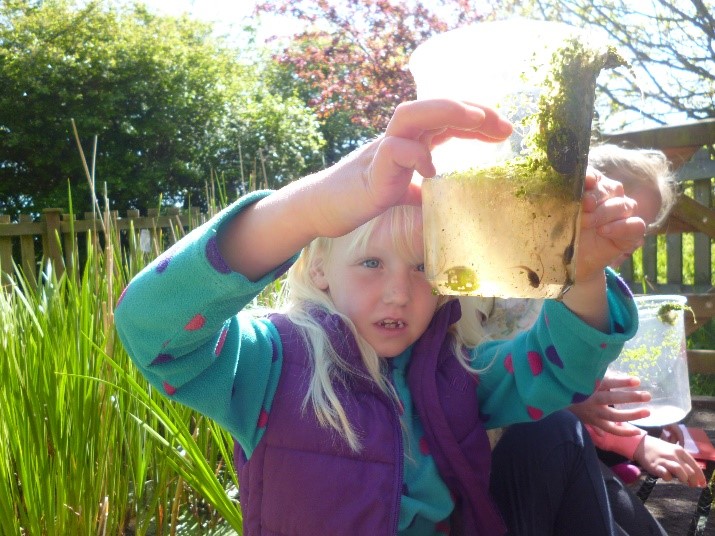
[310,99,512,238]
[634,435,706,487]
[219,99,511,281]
[569,372,651,435]
[569,373,651,436]
[575,168,647,283]
[372,99,513,208]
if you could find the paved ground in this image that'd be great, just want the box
[635,397,715,536]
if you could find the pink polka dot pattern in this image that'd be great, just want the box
[571,392,590,404]
[600,342,607,349]
[615,276,633,298]
[435,520,450,534]
[163,381,176,396]
[527,351,543,376]
[419,437,430,455]
[274,259,295,279]
[545,345,563,368]
[527,406,543,420]
[270,340,279,362]
[215,328,228,356]
[504,354,514,373]
[257,408,269,428]
[184,314,206,331]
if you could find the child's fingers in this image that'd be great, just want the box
[583,168,625,203]
[599,374,641,390]
[385,99,512,143]
[596,216,647,251]
[596,389,651,407]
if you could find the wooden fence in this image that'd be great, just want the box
[0,206,206,289]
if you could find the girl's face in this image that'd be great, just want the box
[311,215,439,358]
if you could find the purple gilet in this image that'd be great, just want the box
[234,300,505,535]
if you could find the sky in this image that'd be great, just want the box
[133,0,296,44]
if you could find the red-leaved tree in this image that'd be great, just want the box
[256,0,484,136]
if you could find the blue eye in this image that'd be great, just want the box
[363,259,380,268]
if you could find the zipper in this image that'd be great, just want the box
[387,365,403,535]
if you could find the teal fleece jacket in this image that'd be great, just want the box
[114,190,638,534]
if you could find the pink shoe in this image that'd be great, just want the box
[611,462,641,485]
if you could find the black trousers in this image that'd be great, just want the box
[489,410,667,536]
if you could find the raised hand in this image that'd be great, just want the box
[312,99,513,238]
[575,168,647,284]
[570,372,651,436]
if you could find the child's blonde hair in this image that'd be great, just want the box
[588,144,678,232]
[275,204,485,450]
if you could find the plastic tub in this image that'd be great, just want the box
[608,295,692,426]
[410,20,625,298]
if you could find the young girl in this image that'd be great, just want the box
[115,99,646,535]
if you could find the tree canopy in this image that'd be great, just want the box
[256,0,484,163]
[2,0,709,218]
[258,0,712,156]
[488,0,714,131]
[0,0,325,218]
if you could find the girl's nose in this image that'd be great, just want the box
[384,273,410,305]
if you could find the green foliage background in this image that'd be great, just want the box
[0,0,325,219]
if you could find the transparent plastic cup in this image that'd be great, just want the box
[409,20,625,298]
[607,295,692,426]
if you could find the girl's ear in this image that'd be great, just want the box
[310,256,329,290]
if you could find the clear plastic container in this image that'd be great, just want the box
[410,20,625,298]
[607,295,692,426]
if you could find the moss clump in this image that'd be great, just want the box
[441,37,628,201]
[440,160,573,200]
[656,302,695,326]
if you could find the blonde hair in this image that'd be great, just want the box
[274,204,484,450]
[588,143,678,232]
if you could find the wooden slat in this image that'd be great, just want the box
[19,214,37,289]
[0,214,12,284]
[684,293,715,336]
[668,194,715,238]
[688,350,715,375]
[602,118,715,150]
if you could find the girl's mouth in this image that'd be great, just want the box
[379,319,405,329]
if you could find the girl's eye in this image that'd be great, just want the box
[362,259,380,269]
[416,263,425,273]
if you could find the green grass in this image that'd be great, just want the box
[0,222,242,534]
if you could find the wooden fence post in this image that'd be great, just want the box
[42,208,64,280]
[18,214,37,290]
[62,213,76,276]
[0,214,12,285]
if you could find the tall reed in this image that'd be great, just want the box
[0,202,243,533]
